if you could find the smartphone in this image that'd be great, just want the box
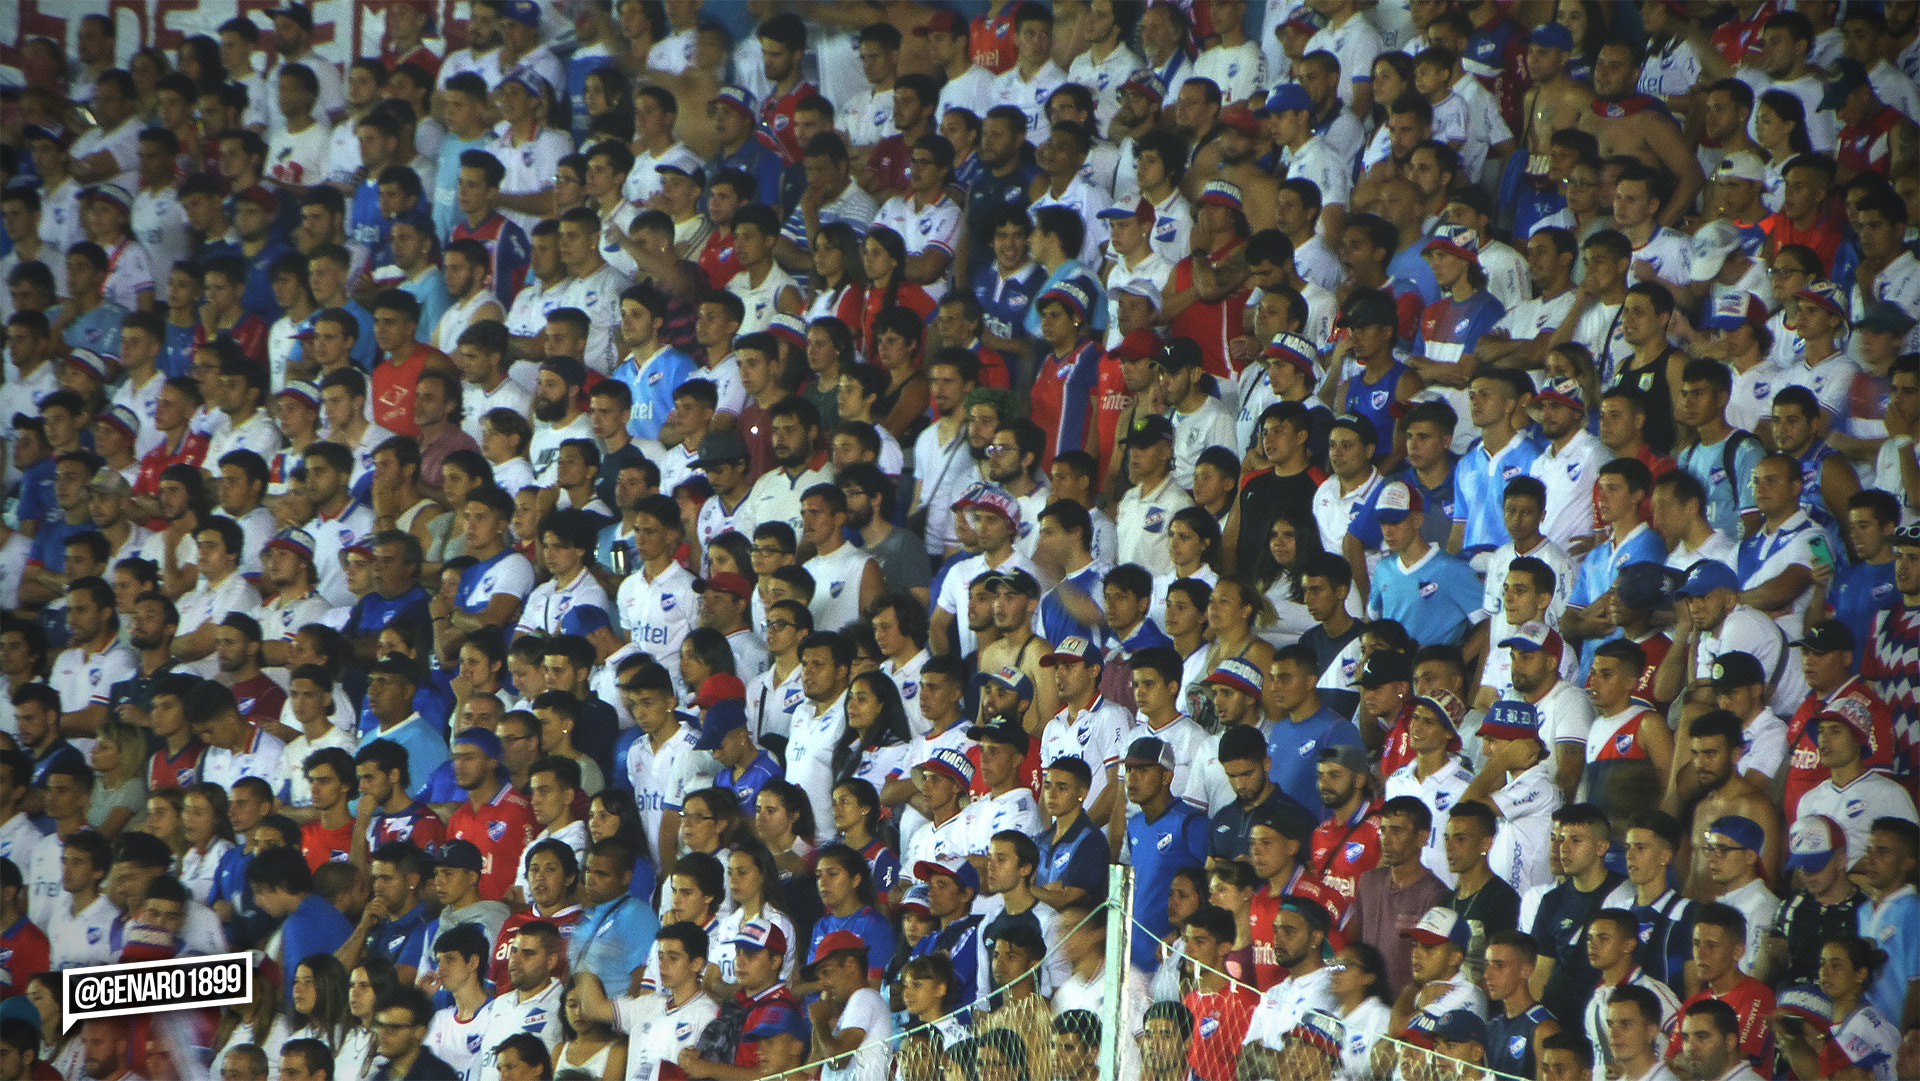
[1809,532,1831,568]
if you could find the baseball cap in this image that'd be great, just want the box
[1499,621,1565,659]
[1423,224,1481,263]
[80,184,132,214]
[559,604,612,637]
[1040,635,1102,667]
[1112,328,1165,362]
[1675,559,1740,597]
[713,86,756,117]
[1527,22,1574,50]
[1712,151,1766,183]
[977,665,1035,701]
[1403,906,1470,949]
[694,572,754,601]
[499,0,541,29]
[433,839,485,873]
[1818,58,1872,112]
[266,528,316,561]
[1812,696,1874,745]
[811,929,867,964]
[983,568,1041,598]
[1327,412,1380,446]
[1123,737,1177,771]
[1118,71,1168,102]
[1614,561,1685,610]
[1112,278,1163,310]
[1197,179,1244,211]
[1785,814,1843,873]
[453,728,504,761]
[1118,414,1175,447]
[1794,620,1856,656]
[1036,280,1093,319]
[766,312,807,349]
[1317,744,1371,774]
[1097,197,1155,222]
[277,380,321,409]
[1434,1010,1488,1046]
[1536,376,1585,411]
[959,483,1021,528]
[1688,220,1742,283]
[1702,290,1769,330]
[920,748,976,788]
[899,882,933,915]
[966,721,1032,755]
[1219,106,1261,134]
[1287,1015,1344,1057]
[1204,658,1263,697]
[1479,699,1543,742]
[655,146,708,187]
[692,699,747,750]
[1357,650,1412,688]
[694,672,747,708]
[913,856,980,893]
[693,429,750,468]
[1794,282,1848,319]
[1373,480,1423,524]
[1255,83,1312,116]
[729,918,789,959]
[95,405,139,442]
[1855,301,1919,335]
[1708,651,1766,690]
[1706,815,1764,854]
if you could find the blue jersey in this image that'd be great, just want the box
[1388,242,1441,306]
[811,906,895,979]
[1453,431,1546,552]
[1035,814,1110,902]
[1022,260,1108,337]
[241,240,295,322]
[1389,457,1460,549]
[160,320,198,378]
[1037,564,1105,646]
[399,268,452,346]
[432,133,495,243]
[1830,559,1898,666]
[1371,546,1482,647]
[565,46,618,141]
[569,893,660,995]
[1264,709,1364,822]
[1414,290,1507,368]
[1125,799,1210,968]
[614,345,697,441]
[359,715,450,801]
[1677,432,1763,539]
[349,177,384,250]
[719,749,782,810]
[366,902,433,971]
[1569,522,1667,675]
[281,894,356,1008]
[710,136,786,209]
[970,261,1047,345]
[1344,362,1411,447]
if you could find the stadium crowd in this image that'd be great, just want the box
[3,0,1920,1079]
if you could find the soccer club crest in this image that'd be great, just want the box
[661,593,677,611]
[488,820,508,841]
[1418,581,1438,598]
[1370,389,1389,411]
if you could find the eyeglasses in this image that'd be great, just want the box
[766,620,798,631]
[986,443,1018,455]
[683,812,716,822]
[1699,842,1742,856]
[1561,177,1598,189]
[1768,265,1812,277]
[500,734,535,743]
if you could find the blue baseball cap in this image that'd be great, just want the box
[1434,1009,1488,1046]
[692,699,747,751]
[1676,559,1740,597]
[1255,82,1312,117]
[1528,22,1574,51]
[559,604,612,636]
[1706,815,1764,854]
[453,728,503,761]
[1480,699,1542,741]
[914,857,980,894]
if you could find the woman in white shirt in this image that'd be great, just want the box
[1257,514,1321,648]
[706,842,799,998]
[1330,943,1395,1080]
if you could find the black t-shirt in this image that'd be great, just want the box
[1232,466,1321,577]
[1531,870,1627,1026]
[1448,872,1523,943]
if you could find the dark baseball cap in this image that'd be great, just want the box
[1357,650,1412,688]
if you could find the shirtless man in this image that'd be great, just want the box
[1671,710,1784,899]
[1519,25,1594,165]
[975,570,1053,731]
[1575,41,1704,228]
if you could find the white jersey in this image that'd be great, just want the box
[48,893,118,970]
[517,568,612,638]
[425,1000,491,1078]
[804,543,876,633]
[469,978,565,1081]
[626,725,700,864]
[49,640,136,717]
[490,125,573,233]
[614,990,721,1081]
[615,559,697,658]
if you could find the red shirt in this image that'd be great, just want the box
[971,9,1019,74]
[0,915,49,996]
[1669,977,1775,1065]
[1310,801,1383,905]
[301,816,357,871]
[760,80,819,165]
[697,228,740,288]
[1378,702,1418,778]
[857,283,935,355]
[1838,106,1900,178]
[146,740,209,790]
[1184,982,1259,1081]
[192,316,269,366]
[1762,211,1845,278]
[1710,2,1778,65]
[135,430,211,529]
[1093,351,1136,490]
[1248,869,1347,991]
[1782,678,1894,818]
[448,784,539,901]
[1169,239,1253,380]
[382,45,442,78]
[371,342,446,438]
[230,674,287,729]
[488,906,584,988]
[864,134,912,197]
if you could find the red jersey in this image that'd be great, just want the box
[971,9,1018,74]
[1838,106,1900,178]
[1379,702,1418,778]
[192,316,269,366]
[1169,240,1253,380]
[856,283,935,355]
[0,915,49,996]
[146,740,209,790]
[371,342,445,438]
[974,343,1010,389]
[1624,632,1672,709]
[1669,978,1775,1066]
[1183,982,1259,1081]
[135,431,211,529]
[1248,869,1347,991]
[301,816,357,871]
[760,80,819,164]
[1310,801,1383,905]
[697,228,740,288]
[1710,2,1778,65]
[1782,678,1894,818]
[1093,352,1135,489]
[382,45,441,78]
[864,134,912,197]
[229,674,286,729]
[448,784,539,901]
[364,800,447,852]
[488,906,583,988]
[1030,340,1103,470]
